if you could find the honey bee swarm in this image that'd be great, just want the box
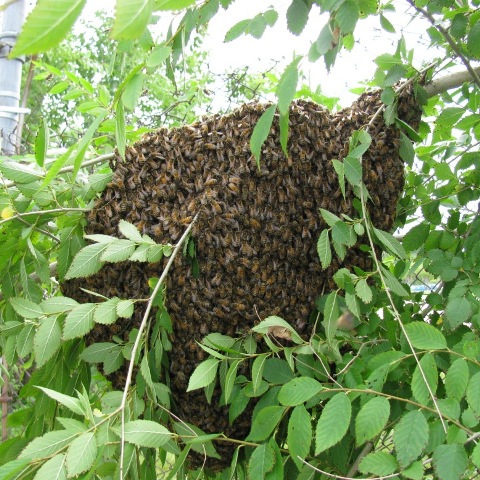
[62,86,421,470]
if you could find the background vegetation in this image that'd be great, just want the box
[0,0,479,479]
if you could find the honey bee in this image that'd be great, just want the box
[211,201,222,214]
[249,218,261,230]
[180,216,193,225]
[232,303,246,311]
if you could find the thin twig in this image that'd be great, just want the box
[298,456,400,480]
[2,153,115,189]
[0,207,90,227]
[119,213,199,479]
[346,442,373,478]
[358,82,449,433]
[15,216,60,243]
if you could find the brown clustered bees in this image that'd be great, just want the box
[61,85,422,470]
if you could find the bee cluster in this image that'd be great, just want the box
[61,86,421,470]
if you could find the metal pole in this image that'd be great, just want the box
[0,0,27,155]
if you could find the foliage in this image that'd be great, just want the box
[0,0,480,479]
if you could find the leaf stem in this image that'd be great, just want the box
[0,207,89,227]
[119,213,199,479]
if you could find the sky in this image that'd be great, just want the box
[81,0,433,108]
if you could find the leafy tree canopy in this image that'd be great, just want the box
[0,0,479,479]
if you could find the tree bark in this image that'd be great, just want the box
[424,66,480,98]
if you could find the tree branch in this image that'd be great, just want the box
[2,153,115,189]
[424,66,480,97]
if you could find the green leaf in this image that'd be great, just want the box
[66,432,96,477]
[403,223,430,252]
[123,420,171,447]
[472,442,480,469]
[20,430,77,460]
[373,227,406,259]
[411,353,437,405]
[65,243,109,279]
[315,392,351,454]
[380,14,395,33]
[224,359,242,404]
[278,377,323,406]
[80,342,118,363]
[248,443,274,480]
[263,358,294,384]
[393,410,429,468]
[11,0,86,57]
[0,161,43,184]
[147,43,172,67]
[319,208,341,227]
[35,118,49,168]
[252,354,268,394]
[317,229,332,270]
[263,8,278,27]
[17,324,35,358]
[359,452,399,476]
[34,315,61,368]
[117,299,134,318]
[187,359,219,392]
[432,444,467,480]
[156,0,196,9]
[250,104,276,166]
[102,346,124,374]
[288,405,312,469]
[336,0,359,33]
[344,156,362,186]
[286,0,309,35]
[119,219,144,243]
[380,266,409,296]
[445,297,472,330]
[63,303,96,340]
[466,371,480,417]
[36,387,84,416]
[404,322,447,350]
[224,19,250,42]
[402,461,424,480]
[314,22,334,56]
[399,131,415,166]
[355,279,372,303]
[248,14,267,38]
[332,220,351,246]
[10,297,43,319]
[33,454,67,480]
[41,297,78,314]
[115,99,126,161]
[122,73,144,110]
[276,58,300,116]
[94,297,120,325]
[445,358,469,402]
[323,290,339,343]
[101,239,136,263]
[332,159,346,198]
[72,111,108,182]
[279,110,289,155]
[252,316,303,344]
[355,396,390,445]
[247,405,286,441]
[467,21,480,58]
[0,459,32,480]
[111,0,153,39]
